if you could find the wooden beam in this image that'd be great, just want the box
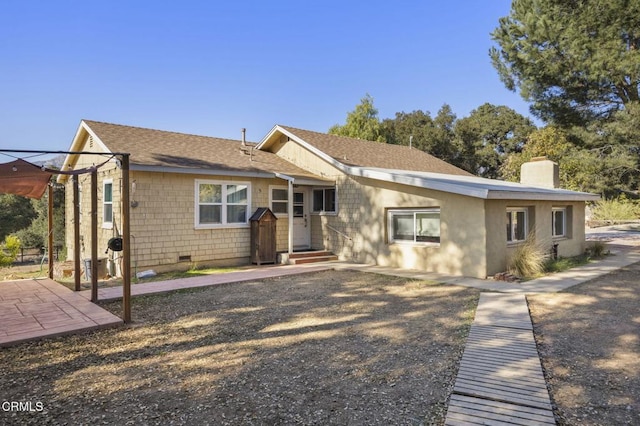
[121,154,132,323]
[47,183,54,279]
[288,179,293,255]
[73,175,81,291]
[91,169,98,302]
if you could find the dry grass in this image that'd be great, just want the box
[508,235,548,278]
[529,262,640,425]
[0,270,479,425]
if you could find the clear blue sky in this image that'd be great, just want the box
[0,0,530,155]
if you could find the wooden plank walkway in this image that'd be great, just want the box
[445,293,556,425]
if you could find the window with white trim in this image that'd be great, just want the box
[103,180,113,227]
[196,180,250,227]
[270,186,288,215]
[388,209,441,244]
[507,208,527,242]
[552,207,566,237]
[312,188,336,213]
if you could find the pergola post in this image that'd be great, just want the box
[73,175,81,291]
[121,154,132,323]
[91,169,98,302]
[47,183,54,279]
[288,179,294,255]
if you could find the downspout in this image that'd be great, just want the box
[275,172,295,255]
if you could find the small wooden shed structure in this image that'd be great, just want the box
[249,207,277,265]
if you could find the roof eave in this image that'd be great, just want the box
[486,191,601,201]
[350,167,491,198]
[350,167,601,201]
[130,164,278,179]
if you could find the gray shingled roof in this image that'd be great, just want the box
[279,125,473,176]
[83,120,323,179]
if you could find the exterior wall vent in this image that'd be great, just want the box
[178,255,192,262]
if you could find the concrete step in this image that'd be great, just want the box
[288,250,334,259]
[290,254,339,265]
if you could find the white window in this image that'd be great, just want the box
[195,180,250,228]
[312,188,336,213]
[507,208,527,242]
[388,209,441,244]
[270,186,288,215]
[103,180,113,228]
[552,207,566,237]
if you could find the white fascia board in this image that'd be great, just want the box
[350,167,600,201]
[57,120,117,184]
[274,172,295,182]
[130,164,277,179]
[255,124,283,150]
[486,190,601,201]
[258,126,352,174]
[349,167,491,198]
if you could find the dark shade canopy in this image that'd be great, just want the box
[0,159,52,199]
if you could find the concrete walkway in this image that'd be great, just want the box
[78,263,335,302]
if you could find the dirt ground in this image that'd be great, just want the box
[0,270,479,425]
[529,262,640,426]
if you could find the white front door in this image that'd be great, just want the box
[292,189,310,249]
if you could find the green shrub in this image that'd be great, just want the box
[590,197,639,221]
[544,254,590,273]
[508,235,547,278]
[0,235,21,267]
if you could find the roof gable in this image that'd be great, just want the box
[64,120,324,180]
[259,125,473,177]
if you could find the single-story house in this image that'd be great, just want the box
[59,120,599,279]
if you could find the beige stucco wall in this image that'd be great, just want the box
[485,200,587,275]
[271,137,589,278]
[270,138,490,278]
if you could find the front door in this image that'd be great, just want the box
[292,189,310,249]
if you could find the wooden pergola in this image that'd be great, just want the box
[0,149,133,322]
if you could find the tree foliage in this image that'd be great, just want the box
[502,125,638,195]
[330,94,638,195]
[15,184,66,250]
[0,194,36,240]
[501,126,573,182]
[381,104,460,165]
[490,0,640,126]
[0,235,21,267]
[454,103,535,178]
[329,94,385,142]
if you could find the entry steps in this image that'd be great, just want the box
[281,250,338,265]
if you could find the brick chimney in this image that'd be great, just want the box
[520,156,559,188]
